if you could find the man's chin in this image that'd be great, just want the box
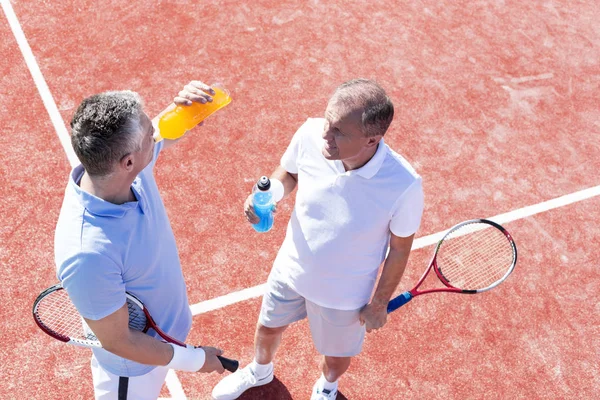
[322,147,338,159]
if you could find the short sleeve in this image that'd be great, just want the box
[57,252,126,321]
[390,178,424,237]
[280,120,308,174]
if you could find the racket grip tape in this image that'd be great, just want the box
[218,356,239,372]
[387,291,413,313]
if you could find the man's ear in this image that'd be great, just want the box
[366,135,382,148]
[120,153,134,172]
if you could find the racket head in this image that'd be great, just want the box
[32,284,150,348]
[32,284,102,347]
[125,292,150,332]
[433,219,517,292]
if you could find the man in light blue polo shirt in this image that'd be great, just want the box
[55,81,226,399]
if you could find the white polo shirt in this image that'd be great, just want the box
[271,118,424,310]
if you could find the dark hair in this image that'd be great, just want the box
[70,91,143,177]
[332,78,394,137]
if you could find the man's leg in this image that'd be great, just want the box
[212,277,307,399]
[255,322,288,365]
[321,356,352,383]
[306,301,366,399]
[91,355,169,400]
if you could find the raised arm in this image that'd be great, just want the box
[152,81,216,151]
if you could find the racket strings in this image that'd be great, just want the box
[444,241,509,288]
[35,290,149,342]
[126,299,147,331]
[35,289,92,340]
[443,236,509,276]
[440,239,510,288]
[440,231,512,288]
[437,223,515,290]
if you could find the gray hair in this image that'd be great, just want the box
[70,91,144,177]
[331,78,394,137]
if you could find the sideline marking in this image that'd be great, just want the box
[2,0,78,167]
[190,184,600,316]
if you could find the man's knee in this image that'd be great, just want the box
[257,322,288,336]
[323,356,352,370]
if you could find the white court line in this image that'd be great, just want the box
[190,283,268,315]
[159,370,187,400]
[1,0,78,166]
[1,1,188,398]
[190,184,600,316]
[510,72,554,84]
[492,72,554,85]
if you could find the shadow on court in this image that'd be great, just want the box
[236,376,349,399]
[237,376,292,399]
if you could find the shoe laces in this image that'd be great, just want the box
[314,386,338,399]
[238,366,258,386]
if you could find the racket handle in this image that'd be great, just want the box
[387,291,413,313]
[218,355,239,373]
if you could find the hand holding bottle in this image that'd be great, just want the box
[244,177,284,232]
[154,81,232,142]
[174,81,216,106]
[243,194,265,225]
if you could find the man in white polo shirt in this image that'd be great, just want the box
[55,81,227,399]
[212,78,424,400]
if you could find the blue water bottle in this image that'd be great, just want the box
[252,176,275,233]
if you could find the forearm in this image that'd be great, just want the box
[102,329,174,366]
[152,105,181,150]
[270,166,298,201]
[370,246,411,307]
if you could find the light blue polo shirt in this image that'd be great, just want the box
[55,140,192,377]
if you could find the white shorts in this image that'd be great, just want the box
[91,355,169,400]
[259,277,366,357]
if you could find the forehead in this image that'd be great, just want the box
[326,98,363,127]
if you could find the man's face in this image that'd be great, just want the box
[135,112,156,171]
[321,99,370,162]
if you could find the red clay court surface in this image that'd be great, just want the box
[1,0,599,399]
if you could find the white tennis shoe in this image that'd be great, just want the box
[212,363,274,400]
[311,378,338,400]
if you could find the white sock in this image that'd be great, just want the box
[319,373,338,391]
[250,359,272,378]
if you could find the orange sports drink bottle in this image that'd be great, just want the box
[155,83,232,142]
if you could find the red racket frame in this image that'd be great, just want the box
[387,219,517,313]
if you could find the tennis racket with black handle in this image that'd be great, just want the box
[388,219,517,313]
[33,284,239,372]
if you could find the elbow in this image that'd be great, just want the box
[99,337,120,354]
[98,332,130,355]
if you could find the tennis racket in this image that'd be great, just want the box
[387,219,517,313]
[32,284,239,372]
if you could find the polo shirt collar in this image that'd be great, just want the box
[69,165,147,217]
[352,138,387,179]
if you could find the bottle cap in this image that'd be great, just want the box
[255,176,284,202]
[257,176,271,191]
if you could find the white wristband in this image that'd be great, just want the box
[165,343,206,372]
